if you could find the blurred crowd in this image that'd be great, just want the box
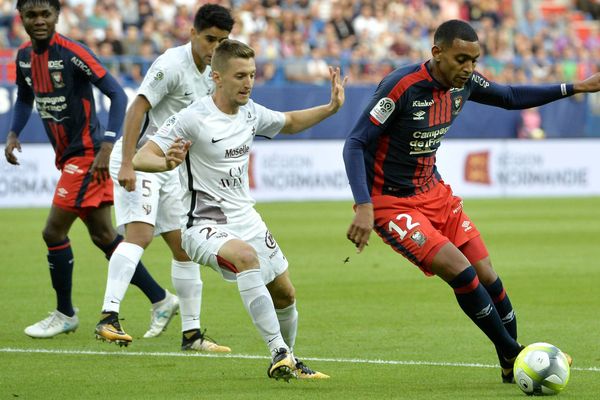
[0,0,599,86]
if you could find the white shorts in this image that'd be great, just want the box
[110,140,185,235]
[182,209,288,284]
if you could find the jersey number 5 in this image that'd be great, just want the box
[388,214,420,240]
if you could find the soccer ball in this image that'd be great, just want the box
[514,342,570,396]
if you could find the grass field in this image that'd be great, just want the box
[1,198,599,399]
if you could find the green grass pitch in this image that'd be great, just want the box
[1,198,599,399]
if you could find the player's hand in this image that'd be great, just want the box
[118,163,137,192]
[573,72,600,93]
[165,137,190,170]
[346,203,374,253]
[328,66,348,113]
[4,132,21,165]
[90,142,113,183]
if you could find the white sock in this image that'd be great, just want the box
[102,242,143,313]
[237,269,286,354]
[276,301,298,354]
[171,259,202,332]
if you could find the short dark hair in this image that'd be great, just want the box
[193,4,234,32]
[433,20,478,48]
[17,0,60,12]
[212,39,255,73]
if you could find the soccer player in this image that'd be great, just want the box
[4,0,172,338]
[132,39,346,380]
[343,19,597,382]
[94,4,234,351]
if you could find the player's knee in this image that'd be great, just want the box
[230,247,259,271]
[42,226,65,245]
[89,231,115,249]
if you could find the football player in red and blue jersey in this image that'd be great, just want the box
[4,0,174,340]
[344,19,599,382]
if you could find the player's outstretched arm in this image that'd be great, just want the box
[133,138,190,173]
[573,72,600,94]
[280,66,348,134]
[4,132,22,165]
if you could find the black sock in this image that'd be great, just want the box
[47,238,74,317]
[449,266,520,358]
[484,277,517,339]
[99,234,165,304]
[484,277,519,365]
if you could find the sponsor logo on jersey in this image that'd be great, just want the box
[369,97,395,124]
[51,71,65,88]
[225,144,250,159]
[409,126,450,155]
[450,87,464,93]
[471,74,490,88]
[412,110,426,120]
[154,71,164,81]
[452,96,463,115]
[71,56,92,76]
[412,99,434,107]
[48,60,64,69]
[19,61,31,68]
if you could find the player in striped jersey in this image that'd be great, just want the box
[343,19,594,382]
[4,0,169,339]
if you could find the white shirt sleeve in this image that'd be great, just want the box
[254,102,286,139]
[137,57,177,108]
[149,113,186,154]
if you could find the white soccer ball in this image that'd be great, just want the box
[514,342,570,396]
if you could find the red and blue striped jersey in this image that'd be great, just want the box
[343,61,573,204]
[15,33,108,168]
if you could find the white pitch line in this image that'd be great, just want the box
[1,347,598,373]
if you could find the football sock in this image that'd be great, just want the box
[101,242,143,313]
[484,276,519,365]
[47,238,75,317]
[449,266,521,358]
[100,234,165,304]
[484,277,517,339]
[172,259,202,332]
[276,301,298,353]
[237,269,286,353]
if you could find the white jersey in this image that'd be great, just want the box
[151,96,286,226]
[136,42,214,147]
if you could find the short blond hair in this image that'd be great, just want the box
[212,39,255,73]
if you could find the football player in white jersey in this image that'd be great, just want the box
[95,4,233,352]
[132,39,347,381]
